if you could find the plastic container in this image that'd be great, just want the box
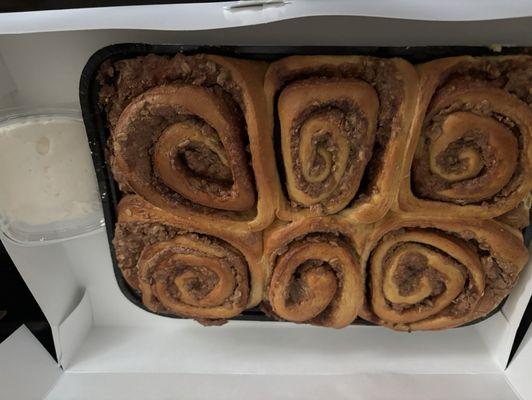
[0,108,104,245]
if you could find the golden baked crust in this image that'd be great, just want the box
[359,213,529,331]
[100,54,276,232]
[114,195,264,322]
[100,52,530,329]
[397,55,532,219]
[262,217,369,328]
[264,55,418,223]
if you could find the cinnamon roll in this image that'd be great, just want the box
[113,195,264,323]
[98,54,276,231]
[99,51,531,330]
[398,55,532,219]
[361,214,529,331]
[263,218,365,328]
[264,56,418,223]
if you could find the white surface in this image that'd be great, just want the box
[0,326,62,400]
[45,372,519,400]
[0,0,532,34]
[0,115,100,229]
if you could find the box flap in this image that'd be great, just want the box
[1,235,84,360]
[57,290,92,368]
[1,237,84,328]
[503,260,532,366]
[0,0,531,34]
[0,325,62,400]
[508,296,532,366]
[64,322,499,374]
[46,372,518,400]
[506,322,532,400]
[0,231,104,361]
[475,257,532,368]
[0,53,15,102]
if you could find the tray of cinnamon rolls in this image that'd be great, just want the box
[79,44,532,331]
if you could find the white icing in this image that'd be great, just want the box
[0,116,101,226]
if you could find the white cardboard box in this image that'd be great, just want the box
[0,2,531,399]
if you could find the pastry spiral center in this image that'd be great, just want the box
[285,261,338,320]
[137,236,249,319]
[299,111,350,187]
[428,112,518,201]
[268,236,363,327]
[383,245,464,307]
[279,79,378,214]
[413,88,523,205]
[163,255,235,308]
[154,121,234,197]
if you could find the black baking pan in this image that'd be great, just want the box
[79,43,531,327]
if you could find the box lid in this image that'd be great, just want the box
[0,0,531,34]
